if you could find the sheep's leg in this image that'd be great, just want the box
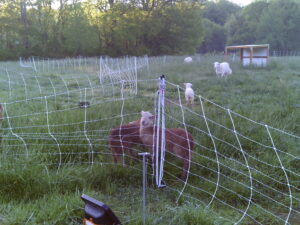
[186,97,193,107]
[189,98,194,107]
[181,147,192,180]
[149,152,155,169]
[112,151,118,164]
[109,142,118,164]
[181,157,190,180]
[144,146,155,177]
[185,98,189,107]
[127,146,134,158]
[111,143,128,165]
[116,154,123,164]
[112,148,122,164]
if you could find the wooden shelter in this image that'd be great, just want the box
[225,44,270,66]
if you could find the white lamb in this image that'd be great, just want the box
[184,83,194,106]
[214,62,232,77]
[184,57,193,63]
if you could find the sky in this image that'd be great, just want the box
[228,0,255,6]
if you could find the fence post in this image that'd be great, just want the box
[154,75,166,188]
[134,56,138,94]
[138,152,150,225]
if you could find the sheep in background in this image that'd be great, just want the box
[214,62,232,77]
[184,83,194,106]
[184,57,193,63]
[139,111,194,180]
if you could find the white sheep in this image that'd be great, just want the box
[184,57,193,63]
[184,83,194,106]
[214,62,232,77]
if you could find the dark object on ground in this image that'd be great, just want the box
[81,194,121,225]
[79,101,90,108]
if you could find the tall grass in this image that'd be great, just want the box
[0,55,299,224]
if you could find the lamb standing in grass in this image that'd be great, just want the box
[139,111,194,180]
[184,83,194,106]
[184,57,193,63]
[214,62,232,77]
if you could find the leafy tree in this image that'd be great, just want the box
[27,0,57,56]
[256,0,300,50]
[198,19,226,53]
[226,0,300,51]
[0,1,23,59]
[62,3,99,56]
[86,1,204,56]
[202,0,241,26]
[146,3,204,55]
[0,0,204,58]
[225,1,268,45]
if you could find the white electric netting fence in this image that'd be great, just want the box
[18,56,151,95]
[0,57,299,224]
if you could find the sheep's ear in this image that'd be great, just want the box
[141,111,145,116]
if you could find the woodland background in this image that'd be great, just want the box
[1,0,300,59]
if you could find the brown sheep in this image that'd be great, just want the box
[109,119,145,164]
[139,111,194,180]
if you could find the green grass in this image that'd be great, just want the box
[0,55,300,224]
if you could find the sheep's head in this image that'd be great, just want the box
[184,83,193,88]
[140,111,154,128]
[214,62,220,69]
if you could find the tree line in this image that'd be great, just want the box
[0,0,300,60]
[200,0,300,53]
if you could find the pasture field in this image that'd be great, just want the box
[0,55,299,224]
